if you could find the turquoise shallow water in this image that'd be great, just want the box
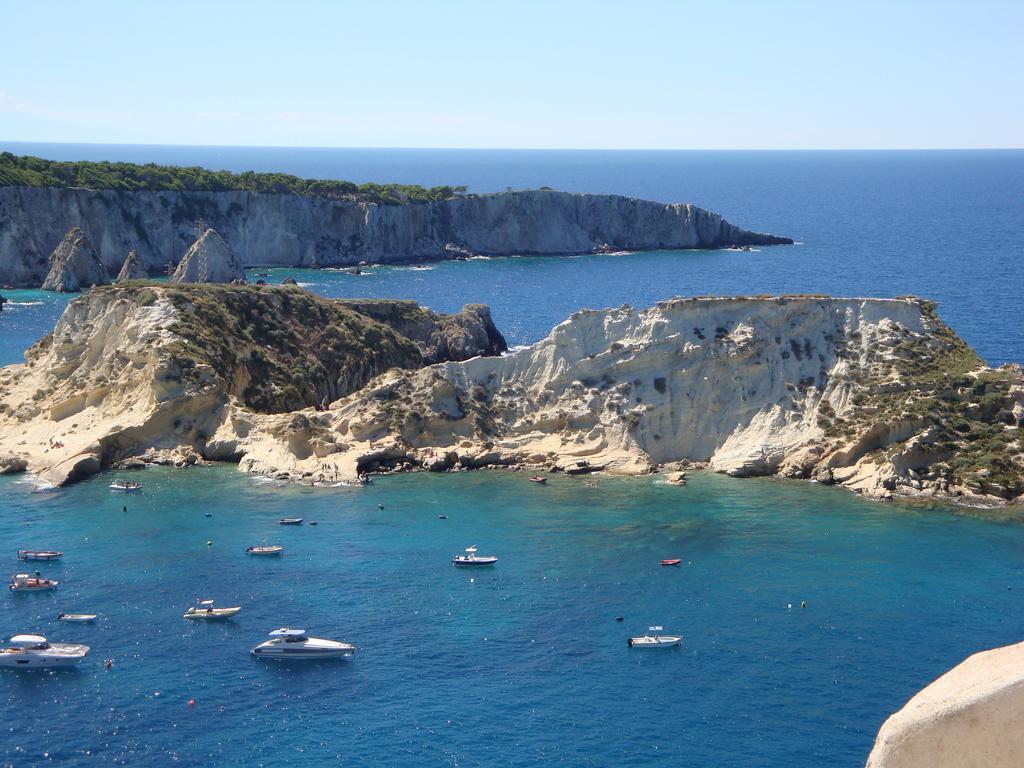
[2,468,1023,767]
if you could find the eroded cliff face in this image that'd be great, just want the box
[225,297,1024,505]
[0,291,1019,505]
[0,284,505,485]
[0,188,792,287]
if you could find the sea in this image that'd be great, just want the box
[0,145,1022,767]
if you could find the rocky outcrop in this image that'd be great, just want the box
[40,227,109,292]
[1,292,1018,501]
[0,188,793,287]
[116,250,148,282]
[0,293,5,311]
[171,228,244,284]
[866,641,1024,767]
[0,284,506,485]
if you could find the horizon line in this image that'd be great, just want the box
[2,140,1022,153]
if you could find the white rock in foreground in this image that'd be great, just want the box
[866,641,1024,768]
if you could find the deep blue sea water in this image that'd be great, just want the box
[1,145,1023,767]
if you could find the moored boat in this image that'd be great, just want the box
[278,518,303,525]
[660,559,682,566]
[17,550,63,561]
[0,635,89,669]
[251,628,355,660]
[529,476,547,484]
[627,626,683,648]
[9,573,59,591]
[246,545,284,556]
[58,613,97,622]
[184,600,242,620]
[109,480,142,492]
[451,545,498,567]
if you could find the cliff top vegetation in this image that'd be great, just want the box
[0,152,466,206]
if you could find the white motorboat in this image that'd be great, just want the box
[9,573,59,591]
[627,626,683,648]
[251,628,355,660]
[0,635,89,669]
[109,480,142,492]
[451,545,498,567]
[278,518,303,525]
[58,613,97,623]
[184,600,242,620]
[17,550,63,561]
[246,544,284,556]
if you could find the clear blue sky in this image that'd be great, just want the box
[1,0,1020,149]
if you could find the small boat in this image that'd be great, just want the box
[9,573,59,591]
[246,545,284,556]
[109,480,142,492]
[529,476,547,484]
[660,559,682,566]
[452,546,498,567]
[184,600,241,620]
[0,635,89,669]
[17,550,63,561]
[278,518,304,525]
[251,628,355,660]
[58,613,97,623]
[627,626,683,648]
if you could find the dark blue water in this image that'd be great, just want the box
[2,144,1022,365]
[1,146,1024,767]
[2,469,1022,767]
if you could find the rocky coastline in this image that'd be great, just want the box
[0,286,1019,509]
[0,187,792,287]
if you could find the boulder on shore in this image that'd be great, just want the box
[171,228,244,284]
[866,640,1024,767]
[41,228,110,292]
[116,250,148,282]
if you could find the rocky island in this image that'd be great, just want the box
[0,284,1020,508]
[0,154,792,287]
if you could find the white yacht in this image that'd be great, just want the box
[0,635,89,669]
[627,626,683,648]
[58,613,97,623]
[184,600,241,620]
[246,545,284,556]
[251,628,355,660]
[9,573,59,591]
[17,550,63,561]
[451,546,498,567]
[109,480,142,492]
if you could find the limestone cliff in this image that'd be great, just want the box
[0,284,505,484]
[0,188,792,287]
[40,227,110,292]
[0,292,1019,505]
[866,641,1024,767]
[116,250,148,282]
[171,227,244,284]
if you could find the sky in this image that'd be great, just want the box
[1,0,1021,150]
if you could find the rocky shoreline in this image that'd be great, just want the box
[0,187,792,288]
[0,285,1020,509]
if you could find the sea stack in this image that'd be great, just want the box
[171,228,245,284]
[41,227,110,292]
[116,250,148,282]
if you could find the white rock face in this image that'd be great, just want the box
[171,228,244,284]
[40,227,109,292]
[0,291,1019,500]
[866,641,1024,768]
[0,188,791,286]
[116,250,148,282]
